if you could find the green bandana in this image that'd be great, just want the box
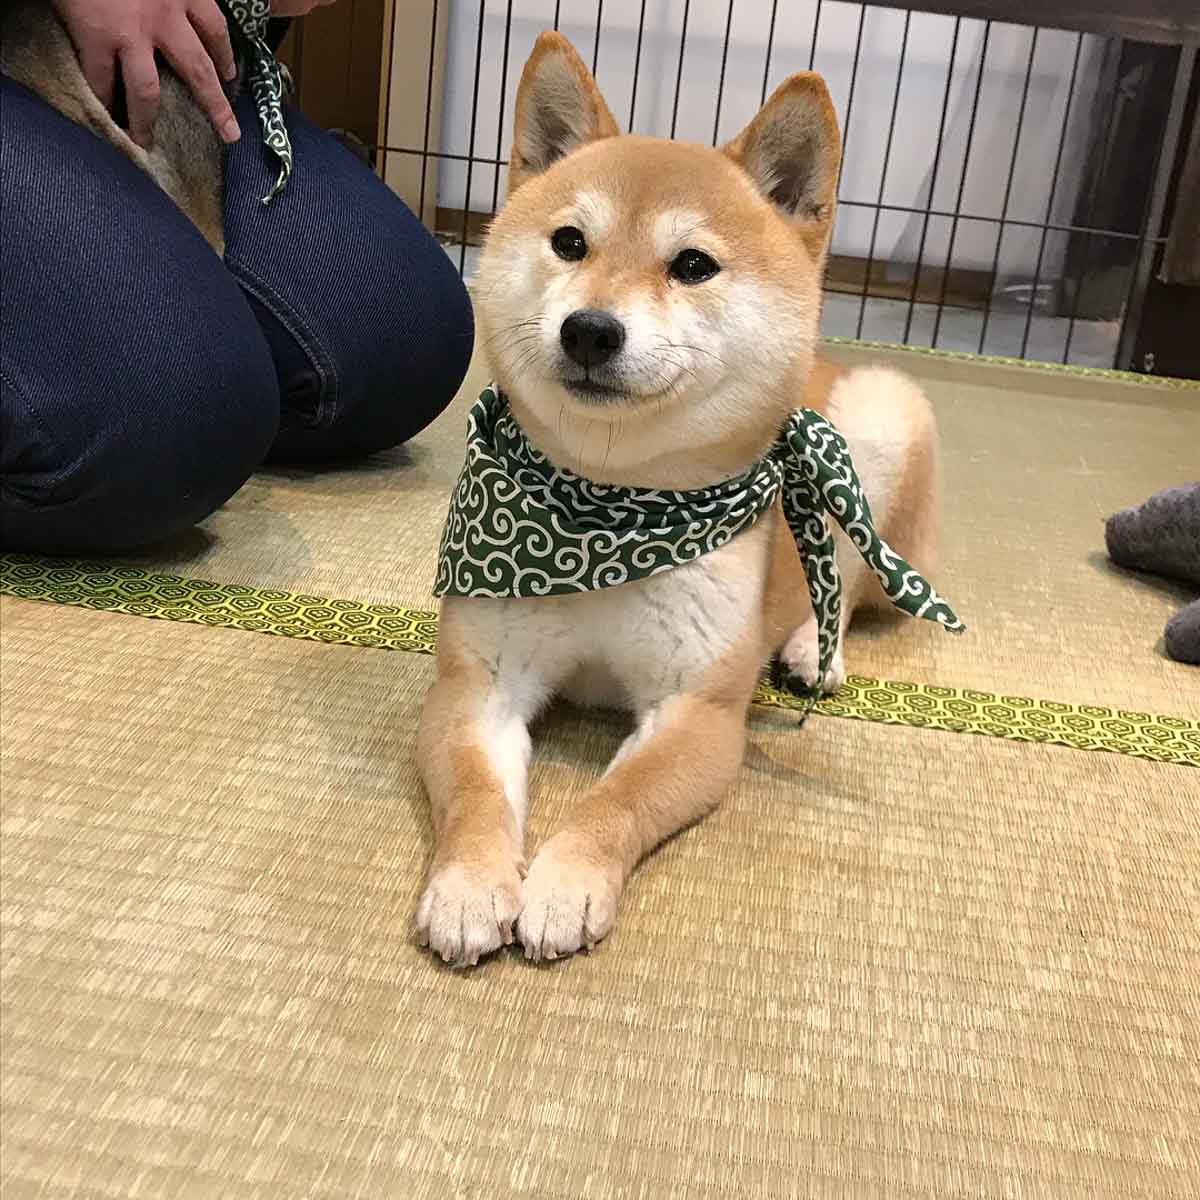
[219,0,292,203]
[435,386,964,695]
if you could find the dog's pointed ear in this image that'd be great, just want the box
[509,31,619,196]
[723,73,842,264]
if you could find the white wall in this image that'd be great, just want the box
[431,0,1104,283]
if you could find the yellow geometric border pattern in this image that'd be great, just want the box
[2,553,1196,767]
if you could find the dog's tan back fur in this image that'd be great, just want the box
[415,32,942,967]
[1,0,227,254]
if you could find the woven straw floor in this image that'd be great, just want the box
[2,345,1198,1198]
[77,342,1199,713]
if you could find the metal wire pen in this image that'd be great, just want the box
[369,1,1186,372]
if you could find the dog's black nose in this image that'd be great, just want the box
[560,309,625,368]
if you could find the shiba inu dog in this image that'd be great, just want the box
[417,32,940,967]
[0,0,234,254]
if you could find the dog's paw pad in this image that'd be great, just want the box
[517,842,620,963]
[781,620,845,695]
[415,859,523,968]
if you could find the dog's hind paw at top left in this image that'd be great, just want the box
[517,834,624,963]
[415,856,525,968]
[780,616,846,695]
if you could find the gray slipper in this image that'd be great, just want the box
[1105,482,1200,588]
[1104,483,1200,666]
[1164,598,1200,665]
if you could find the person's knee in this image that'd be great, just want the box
[367,241,475,447]
[264,220,473,462]
[1,348,279,553]
[332,223,475,458]
[225,109,474,462]
[1,76,282,553]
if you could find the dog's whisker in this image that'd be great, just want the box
[653,351,697,381]
[510,345,544,378]
[484,317,545,347]
[599,418,617,478]
[491,333,544,359]
[502,332,543,353]
[655,338,728,367]
[576,419,592,476]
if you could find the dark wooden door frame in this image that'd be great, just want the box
[1128,51,1200,378]
[1115,45,1197,372]
[862,1,1198,46]
[869,0,1198,375]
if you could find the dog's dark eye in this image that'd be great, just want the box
[669,248,720,284]
[551,226,588,261]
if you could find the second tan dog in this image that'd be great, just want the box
[1,0,232,254]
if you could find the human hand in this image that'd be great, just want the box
[51,0,240,147]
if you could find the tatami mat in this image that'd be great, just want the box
[2,344,1198,1197]
[114,342,1199,714]
[3,600,1198,1198]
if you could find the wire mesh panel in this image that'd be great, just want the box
[374,1,1187,369]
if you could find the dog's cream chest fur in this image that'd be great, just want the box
[442,512,774,715]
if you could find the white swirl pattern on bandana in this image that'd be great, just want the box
[220,0,292,203]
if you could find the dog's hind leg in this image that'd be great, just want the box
[780,365,940,693]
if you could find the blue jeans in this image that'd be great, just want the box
[1,80,473,552]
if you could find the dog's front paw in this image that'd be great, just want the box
[416,856,524,968]
[781,618,845,695]
[517,836,623,962]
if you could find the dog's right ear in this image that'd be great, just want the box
[723,73,842,266]
[508,32,619,196]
